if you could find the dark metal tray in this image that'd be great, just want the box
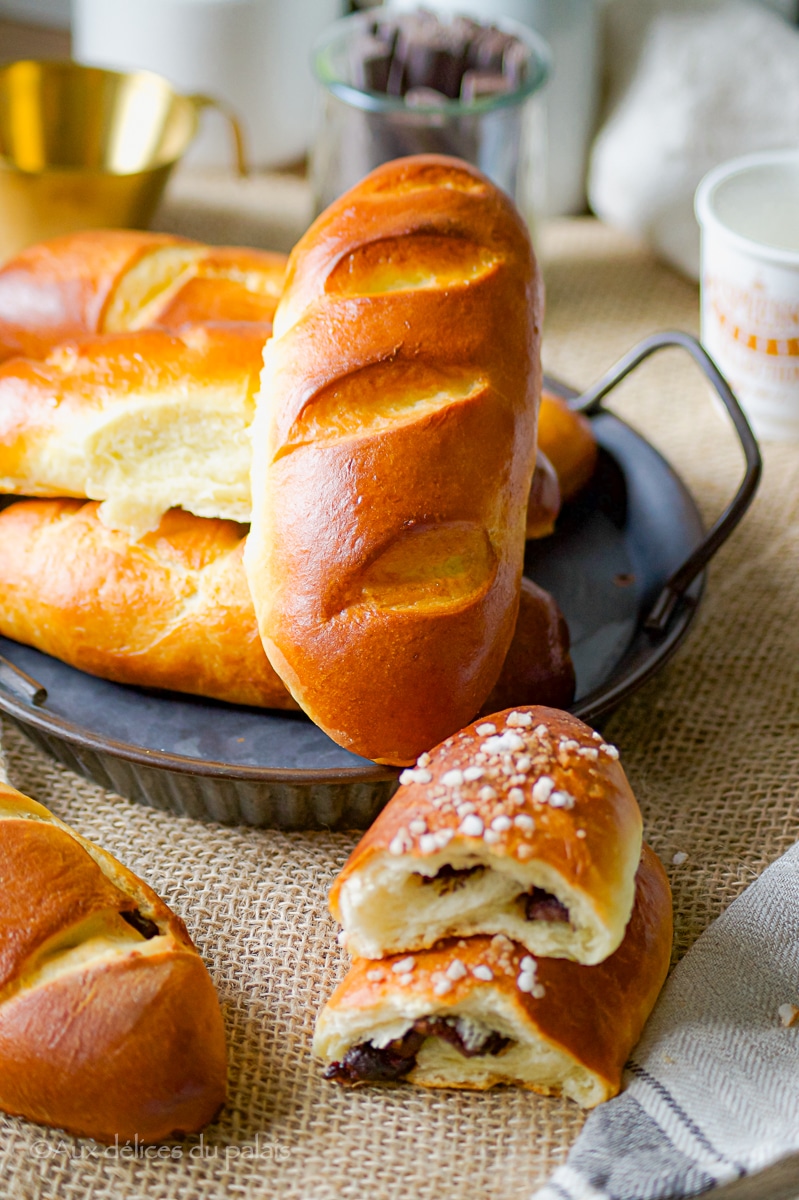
[0,333,761,829]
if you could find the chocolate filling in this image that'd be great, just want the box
[417,864,485,894]
[416,863,569,926]
[416,867,570,923]
[324,1017,511,1084]
[120,909,160,939]
[524,888,570,924]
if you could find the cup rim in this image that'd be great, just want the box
[312,9,551,117]
[695,148,799,268]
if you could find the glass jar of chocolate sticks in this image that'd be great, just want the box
[310,8,550,226]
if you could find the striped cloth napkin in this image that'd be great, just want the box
[533,843,799,1200]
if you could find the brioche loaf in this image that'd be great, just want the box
[0,232,584,552]
[481,579,574,714]
[0,323,268,535]
[330,706,642,963]
[0,230,286,360]
[245,155,543,766]
[538,391,598,502]
[0,322,557,543]
[0,234,591,541]
[0,780,226,1142]
[315,844,671,1105]
[0,500,572,714]
[0,499,297,709]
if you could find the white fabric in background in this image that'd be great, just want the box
[588,1,799,278]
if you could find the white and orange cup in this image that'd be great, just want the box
[696,149,799,441]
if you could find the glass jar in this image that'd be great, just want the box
[310,10,550,228]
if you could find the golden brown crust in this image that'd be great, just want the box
[538,392,598,502]
[0,780,226,1141]
[147,246,287,333]
[0,230,196,361]
[0,231,288,361]
[0,323,266,451]
[246,155,543,766]
[331,705,641,920]
[0,499,298,709]
[152,277,278,331]
[0,500,565,712]
[0,950,227,1143]
[316,845,672,1103]
[0,234,288,533]
[0,818,141,991]
[329,706,642,962]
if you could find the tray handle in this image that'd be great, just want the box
[0,654,47,706]
[572,330,762,634]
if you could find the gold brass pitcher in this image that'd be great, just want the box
[0,59,247,263]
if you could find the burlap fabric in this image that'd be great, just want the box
[1,210,798,1200]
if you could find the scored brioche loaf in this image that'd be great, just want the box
[0,229,286,360]
[245,154,543,766]
[0,231,583,552]
[0,500,571,714]
[0,232,287,535]
[0,780,227,1142]
[0,498,297,708]
[538,391,598,502]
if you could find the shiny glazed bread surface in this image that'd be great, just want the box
[0,501,570,713]
[246,155,543,765]
[0,781,227,1142]
[0,499,297,708]
[0,229,286,360]
[538,392,598,502]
